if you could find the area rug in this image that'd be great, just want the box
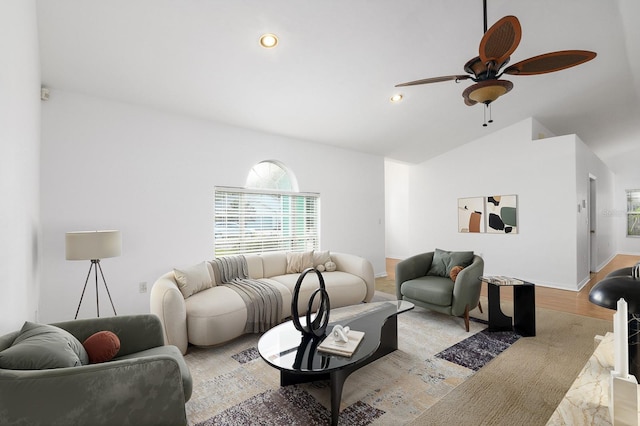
[184,302,520,425]
[410,298,613,426]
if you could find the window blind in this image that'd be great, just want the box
[214,186,320,256]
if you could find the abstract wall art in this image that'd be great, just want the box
[458,197,485,233]
[486,195,518,234]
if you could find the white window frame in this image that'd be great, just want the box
[627,189,640,238]
[214,186,320,256]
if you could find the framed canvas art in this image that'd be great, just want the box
[458,197,485,233]
[486,195,518,234]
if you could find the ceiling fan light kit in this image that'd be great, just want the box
[462,79,513,106]
[395,1,596,126]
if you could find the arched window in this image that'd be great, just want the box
[245,160,298,191]
[214,161,319,256]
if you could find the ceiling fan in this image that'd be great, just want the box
[395,0,596,126]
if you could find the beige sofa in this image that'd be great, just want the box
[150,251,375,354]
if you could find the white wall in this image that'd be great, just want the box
[0,0,41,334]
[39,90,385,323]
[386,117,617,291]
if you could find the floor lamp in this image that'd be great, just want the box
[66,230,121,319]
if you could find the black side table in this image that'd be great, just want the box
[485,280,536,336]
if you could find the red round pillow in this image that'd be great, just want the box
[82,331,120,364]
[449,265,465,282]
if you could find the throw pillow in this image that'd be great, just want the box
[446,251,475,275]
[313,250,331,267]
[286,250,314,274]
[83,331,121,364]
[0,322,89,370]
[427,248,474,277]
[427,249,449,277]
[324,261,337,272]
[449,265,465,282]
[174,261,213,298]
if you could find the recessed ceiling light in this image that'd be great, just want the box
[390,94,404,103]
[259,33,279,49]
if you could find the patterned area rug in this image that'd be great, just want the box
[195,387,385,426]
[435,328,521,372]
[185,306,520,425]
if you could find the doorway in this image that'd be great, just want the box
[589,175,597,272]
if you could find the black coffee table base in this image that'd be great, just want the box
[280,315,399,426]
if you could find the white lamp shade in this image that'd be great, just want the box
[65,230,122,260]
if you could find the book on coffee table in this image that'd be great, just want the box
[480,275,525,285]
[318,330,365,357]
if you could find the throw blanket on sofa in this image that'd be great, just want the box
[211,255,283,333]
[213,255,250,283]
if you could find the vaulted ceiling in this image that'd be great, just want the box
[37,0,640,178]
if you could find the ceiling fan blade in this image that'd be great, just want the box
[503,50,597,75]
[395,75,470,87]
[479,16,522,68]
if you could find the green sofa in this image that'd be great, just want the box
[0,314,192,426]
[396,251,484,331]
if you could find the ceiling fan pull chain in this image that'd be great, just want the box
[483,105,488,127]
[488,104,493,123]
[483,0,488,33]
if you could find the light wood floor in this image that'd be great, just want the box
[377,254,640,321]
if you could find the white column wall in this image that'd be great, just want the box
[575,137,617,287]
[0,0,41,334]
[384,159,410,260]
[40,90,385,323]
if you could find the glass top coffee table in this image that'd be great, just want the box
[258,300,414,425]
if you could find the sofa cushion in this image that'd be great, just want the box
[0,322,89,370]
[0,331,19,352]
[115,344,193,401]
[313,250,331,267]
[286,250,314,274]
[401,276,454,307]
[185,286,248,346]
[83,331,121,364]
[427,249,474,277]
[174,261,214,298]
[260,252,288,277]
[245,254,264,279]
[270,271,366,313]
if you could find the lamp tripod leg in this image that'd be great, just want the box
[96,261,117,316]
[75,262,95,319]
[95,260,99,317]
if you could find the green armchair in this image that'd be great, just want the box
[396,251,484,331]
[0,314,192,426]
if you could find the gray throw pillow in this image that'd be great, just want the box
[0,322,89,370]
[427,248,474,277]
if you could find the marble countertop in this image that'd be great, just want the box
[546,333,613,425]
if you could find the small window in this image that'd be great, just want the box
[246,160,297,191]
[628,189,640,237]
[214,161,319,256]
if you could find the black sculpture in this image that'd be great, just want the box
[291,267,330,338]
